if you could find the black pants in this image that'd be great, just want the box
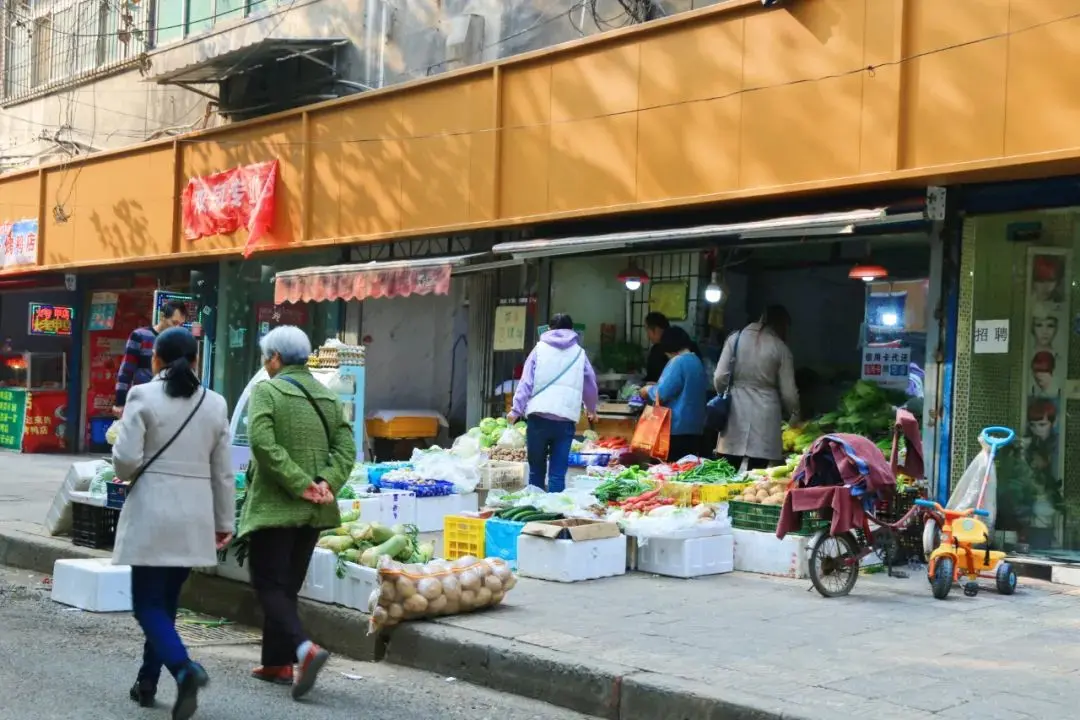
[721,454,771,472]
[668,434,702,461]
[248,526,320,666]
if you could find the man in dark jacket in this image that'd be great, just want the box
[644,312,670,383]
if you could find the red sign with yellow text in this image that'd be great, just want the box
[22,390,66,453]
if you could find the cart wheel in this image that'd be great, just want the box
[963,581,979,597]
[808,531,860,598]
[996,562,1018,595]
[931,557,954,600]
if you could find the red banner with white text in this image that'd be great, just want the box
[181,159,279,257]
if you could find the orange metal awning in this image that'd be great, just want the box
[273,255,483,304]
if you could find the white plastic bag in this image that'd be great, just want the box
[410,447,481,493]
[924,448,997,555]
[451,433,482,459]
[88,464,115,498]
[497,428,525,450]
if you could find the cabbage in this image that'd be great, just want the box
[479,418,499,434]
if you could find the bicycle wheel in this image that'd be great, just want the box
[808,531,861,598]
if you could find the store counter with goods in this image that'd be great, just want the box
[0,352,68,453]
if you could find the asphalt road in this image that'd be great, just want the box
[0,567,594,720]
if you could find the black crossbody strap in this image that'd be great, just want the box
[278,375,332,444]
[126,388,207,491]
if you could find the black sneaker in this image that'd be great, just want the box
[129,680,156,708]
[172,662,209,720]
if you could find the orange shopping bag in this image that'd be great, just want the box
[631,398,671,460]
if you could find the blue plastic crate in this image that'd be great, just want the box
[567,451,612,468]
[380,478,455,497]
[366,462,412,488]
[484,518,526,570]
[89,416,115,448]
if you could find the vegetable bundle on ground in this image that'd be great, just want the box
[367,556,518,633]
[316,517,432,574]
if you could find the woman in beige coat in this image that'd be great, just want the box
[714,305,799,469]
[112,327,234,720]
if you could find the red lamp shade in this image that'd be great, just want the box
[617,265,650,290]
[848,264,888,282]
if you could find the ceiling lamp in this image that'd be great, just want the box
[617,263,649,291]
[704,272,724,304]
[848,264,888,282]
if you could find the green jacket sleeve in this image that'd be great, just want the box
[248,382,313,498]
[317,399,356,494]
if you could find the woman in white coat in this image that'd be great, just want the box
[714,305,800,469]
[112,327,234,720]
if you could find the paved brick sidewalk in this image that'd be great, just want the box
[4,453,1080,719]
[432,565,1080,719]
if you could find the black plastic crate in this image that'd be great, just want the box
[72,502,119,550]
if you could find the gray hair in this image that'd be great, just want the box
[259,325,312,366]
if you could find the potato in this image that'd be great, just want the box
[428,594,448,615]
[372,605,389,626]
[488,560,512,583]
[490,590,505,605]
[441,574,461,601]
[460,589,477,609]
[403,594,429,614]
[459,568,482,591]
[484,574,503,593]
[396,577,417,599]
[417,577,443,601]
[403,563,423,576]
[454,555,479,569]
[475,586,493,607]
[379,581,397,604]
[443,598,460,615]
[388,603,404,620]
[503,575,517,591]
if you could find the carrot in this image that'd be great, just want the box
[638,489,662,501]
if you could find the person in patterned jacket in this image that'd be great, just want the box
[113,301,187,417]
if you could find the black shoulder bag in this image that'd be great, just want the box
[278,375,333,445]
[124,388,208,492]
[705,331,741,433]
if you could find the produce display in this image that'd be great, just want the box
[488,447,527,462]
[468,417,527,450]
[368,556,518,633]
[615,489,676,513]
[677,458,739,484]
[492,506,565,523]
[316,515,433,574]
[782,380,908,454]
[592,469,654,503]
[738,456,800,505]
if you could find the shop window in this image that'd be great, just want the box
[954,210,1080,556]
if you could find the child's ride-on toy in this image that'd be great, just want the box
[914,426,1018,600]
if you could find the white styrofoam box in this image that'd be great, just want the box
[337,494,384,522]
[516,535,626,583]
[625,520,733,541]
[338,562,379,612]
[216,545,250,584]
[636,534,734,578]
[68,490,106,507]
[299,548,337,604]
[45,461,110,536]
[566,475,603,494]
[52,558,132,613]
[732,528,809,578]
[377,490,417,526]
[414,493,479,532]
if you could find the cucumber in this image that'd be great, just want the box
[527,513,563,522]
[504,506,536,521]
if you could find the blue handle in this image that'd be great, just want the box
[974,508,990,517]
[915,499,937,509]
[979,426,1015,449]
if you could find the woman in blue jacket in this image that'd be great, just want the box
[639,327,708,460]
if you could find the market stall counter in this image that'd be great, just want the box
[0,352,68,453]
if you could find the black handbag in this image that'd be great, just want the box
[705,330,741,433]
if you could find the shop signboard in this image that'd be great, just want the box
[493,305,527,351]
[1020,247,1070,548]
[973,319,1009,354]
[860,346,910,390]
[88,292,119,331]
[22,392,66,453]
[255,302,309,342]
[153,291,199,329]
[0,388,27,451]
[0,218,38,269]
[28,303,74,336]
[181,159,279,258]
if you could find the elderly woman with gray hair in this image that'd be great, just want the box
[237,326,356,699]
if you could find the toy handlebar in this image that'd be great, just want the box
[914,498,990,520]
[915,499,938,510]
[973,508,990,517]
[979,426,1015,449]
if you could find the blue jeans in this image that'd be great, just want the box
[131,566,192,687]
[525,416,575,493]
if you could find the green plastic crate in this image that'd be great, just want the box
[727,500,828,536]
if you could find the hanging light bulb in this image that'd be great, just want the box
[705,272,723,304]
[848,264,888,282]
[617,263,649,292]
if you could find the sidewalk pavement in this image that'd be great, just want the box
[2,453,1079,720]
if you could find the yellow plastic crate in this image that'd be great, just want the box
[365,416,439,439]
[660,481,696,507]
[444,515,486,560]
[699,481,753,504]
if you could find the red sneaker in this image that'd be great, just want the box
[292,644,330,700]
[251,666,294,685]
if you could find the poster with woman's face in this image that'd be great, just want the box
[1021,247,1071,544]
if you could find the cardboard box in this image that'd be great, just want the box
[521,518,621,541]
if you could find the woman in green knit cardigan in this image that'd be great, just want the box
[238,326,356,699]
